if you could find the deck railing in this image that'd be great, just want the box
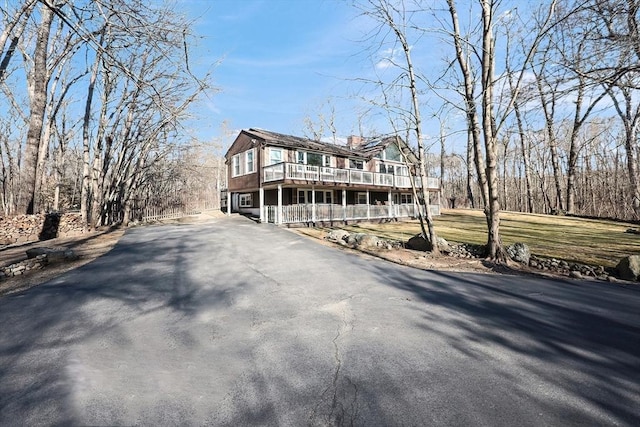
[263,203,440,224]
[263,163,439,189]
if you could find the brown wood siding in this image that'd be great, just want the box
[228,173,259,192]
[227,132,260,192]
[365,159,376,172]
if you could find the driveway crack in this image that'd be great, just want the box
[309,302,359,426]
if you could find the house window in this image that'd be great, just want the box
[306,152,323,166]
[349,159,364,170]
[239,193,252,207]
[297,151,331,167]
[299,190,308,204]
[395,165,409,176]
[297,189,333,204]
[325,191,333,204]
[383,143,402,162]
[269,148,283,165]
[379,163,392,174]
[246,149,255,173]
[356,192,367,204]
[401,193,413,204]
[232,155,241,177]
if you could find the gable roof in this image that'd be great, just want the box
[242,128,362,158]
[227,128,417,163]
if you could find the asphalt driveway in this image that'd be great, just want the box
[1,215,639,426]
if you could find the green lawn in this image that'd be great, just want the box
[337,209,640,267]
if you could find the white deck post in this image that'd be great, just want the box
[388,190,393,219]
[259,187,265,223]
[366,190,370,220]
[311,186,316,223]
[227,191,231,216]
[342,189,347,222]
[277,184,283,225]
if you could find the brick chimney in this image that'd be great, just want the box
[347,135,363,149]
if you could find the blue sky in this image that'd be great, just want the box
[183,0,373,147]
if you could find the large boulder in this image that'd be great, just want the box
[616,255,640,281]
[406,233,432,251]
[406,234,449,252]
[345,233,380,249]
[25,247,78,263]
[326,229,350,244]
[506,242,531,265]
[436,237,451,254]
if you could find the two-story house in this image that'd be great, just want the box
[223,128,440,225]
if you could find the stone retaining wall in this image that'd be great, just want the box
[0,213,85,246]
[0,255,48,277]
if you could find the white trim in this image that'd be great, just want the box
[239,193,252,207]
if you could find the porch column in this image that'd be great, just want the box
[227,191,231,216]
[437,188,441,215]
[277,184,283,225]
[388,190,393,219]
[259,187,265,223]
[311,185,316,223]
[366,190,370,220]
[342,189,347,222]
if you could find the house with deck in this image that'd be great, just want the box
[222,128,440,225]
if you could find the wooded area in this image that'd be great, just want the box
[0,0,221,228]
[3,0,640,261]
[353,0,640,260]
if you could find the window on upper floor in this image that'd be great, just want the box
[395,165,409,176]
[297,151,331,167]
[349,159,364,170]
[231,148,256,177]
[232,155,241,177]
[307,152,323,167]
[246,149,255,173]
[383,143,402,162]
[379,161,408,176]
[269,148,283,165]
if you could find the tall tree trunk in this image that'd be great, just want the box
[22,4,54,214]
[514,103,534,213]
[81,47,102,227]
[535,75,564,213]
[480,0,506,261]
[466,127,475,208]
[447,0,489,216]
[378,0,439,253]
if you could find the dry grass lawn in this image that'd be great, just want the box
[335,209,640,268]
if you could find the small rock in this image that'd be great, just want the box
[569,270,583,279]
